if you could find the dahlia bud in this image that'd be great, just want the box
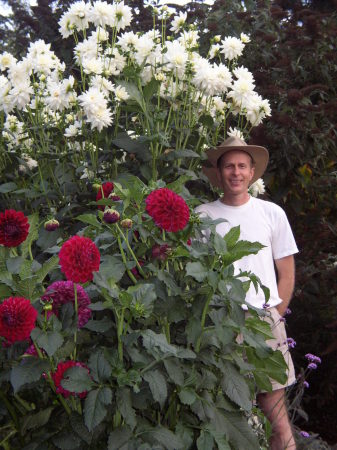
[44,219,60,232]
[103,209,120,224]
[92,183,101,192]
[121,218,133,229]
[214,35,221,43]
[43,303,53,311]
[108,193,121,201]
[152,244,171,261]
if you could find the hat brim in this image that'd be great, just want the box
[203,144,269,189]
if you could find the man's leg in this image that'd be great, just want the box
[257,388,296,450]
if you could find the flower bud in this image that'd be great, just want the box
[103,208,120,224]
[92,183,101,192]
[108,193,121,201]
[121,218,133,229]
[152,244,171,261]
[214,35,221,43]
[44,219,60,232]
[43,303,53,311]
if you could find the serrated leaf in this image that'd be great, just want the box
[143,370,167,407]
[61,366,94,393]
[10,358,50,393]
[108,426,133,450]
[245,316,274,339]
[222,412,260,450]
[35,255,59,283]
[76,214,101,227]
[21,214,39,258]
[127,283,156,318]
[52,432,82,450]
[197,430,214,450]
[89,351,112,382]
[224,226,241,249]
[163,358,184,386]
[178,387,196,405]
[157,270,182,295]
[70,413,93,445]
[99,255,125,283]
[186,262,207,282]
[222,240,265,266]
[116,387,137,430]
[220,362,252,411]
[0,182,17,193]
[142,330,177,356]
[143,426,184,450]
[21,407,54,434]
[33,329,64,356]
[214,233,227,255]
[6,257,23,274]
[84,387,112,432]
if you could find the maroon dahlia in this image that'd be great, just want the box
[145,188,190,232]
[0,209,30,247]
[52,360,89,398]
[59,236,100,283]
[0,297,37,345]
[41,281,91,328]
[96,182,114,210]
[151,244,171,261]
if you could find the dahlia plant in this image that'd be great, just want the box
[0,2,292,449]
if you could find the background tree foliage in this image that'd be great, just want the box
[0,0,336,444]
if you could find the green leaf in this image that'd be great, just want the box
[117,80,143,107]
[143,369,167,407]
[246,348,288,385]
[116,387,137,430]
[143,426,184,450]
[245,316,274,339]
[221,412,260,450]
[220,362,252,411]
[70,413,93,445]
[99,255,125,283]
[52,432,82,449]
[214,233,227,254]
[186,262,207,282]
[84,317,114,332]
[197,430,214,450]
[6,257,23,274]
[61,366,94,393]
[142,330,178,356]
[0,182,17,193]
[224,226,241,249]
[21,213,39,259]
[108,426,133,450]
[32,329,64,356]
[10,358,50,393]
[84,387,112,432]
[127,283,156,318]
[143,78,160,102]
[157,270,182,295]
[222,240,265,266]
[179,387,197,405]
[76,214,101,228]
[163,358,184,386]
[252,371,273,392]
[21,407,54,434]
[88,351,112,382]
[35,255,59,283]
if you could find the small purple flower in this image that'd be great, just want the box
[303,381,309,388]
[307,362,317,370]
[285,308,292,315]
[300,431,310,438]
[279,317,286,323]
[287,338,296,348]
[305,353,321,364]
[262,303,269,309]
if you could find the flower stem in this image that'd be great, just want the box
[195,291,213,352]
[116,224,145,278]
[116,233,137,284]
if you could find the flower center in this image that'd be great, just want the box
[4,222,20,238]
[3,311,15,326]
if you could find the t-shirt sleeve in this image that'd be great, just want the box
[271,206,299,260]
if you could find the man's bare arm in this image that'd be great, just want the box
[275,255,295,317]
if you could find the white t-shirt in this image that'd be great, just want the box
[195,196,299,309]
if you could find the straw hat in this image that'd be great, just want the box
[202,136,269,188]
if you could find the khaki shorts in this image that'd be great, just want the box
[260,307,296,391]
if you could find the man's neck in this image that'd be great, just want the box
[220,192,251,206]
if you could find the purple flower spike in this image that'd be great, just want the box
[285,308,292,315]
[303,381,309,388]
[287,338,296,348]
[307,362,317,370]
[300,431,310,438]
[305,353,321,364]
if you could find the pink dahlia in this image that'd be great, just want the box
[52,361,89,398]
[0,210,30,247]
[96,182,114,210]
[145,188,190,232]
[59,236,100,283]
[41,281,91,328]
[0,297,37,345]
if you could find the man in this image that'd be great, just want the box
[196,136,298,450]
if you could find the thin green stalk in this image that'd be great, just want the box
[195,291,213,352]
[116,233,138,284]
[116,224,146,277]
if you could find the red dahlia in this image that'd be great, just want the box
[59,236,100,283]
[145,188,190,232]
[52,361,89,398]
[0,297,37,345]
[0,210,30,247]
[96,182,114,210]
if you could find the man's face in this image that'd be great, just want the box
[216,150,255,197]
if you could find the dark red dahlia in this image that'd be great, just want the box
[145,188,190,232]
[52,361,89,398]
[103,209,120,224]
[59,236,100,283]
[41,281,91,328]
[0,210,30,247]
[96,182,114,210]
[0,297,37,345]
[151,244,171,261]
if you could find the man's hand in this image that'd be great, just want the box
[275,255,295,316]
